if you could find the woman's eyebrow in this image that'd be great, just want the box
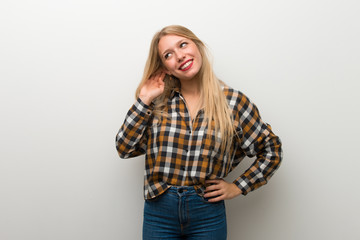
[161,39,185,55]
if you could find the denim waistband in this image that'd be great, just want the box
[168,186,196,194]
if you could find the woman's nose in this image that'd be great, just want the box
[177,54,185,62]
[175,51,185,62]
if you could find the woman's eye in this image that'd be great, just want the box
[180,42,188,48]
[164,53,172,59]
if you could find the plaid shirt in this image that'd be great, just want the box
[116,85,282,200]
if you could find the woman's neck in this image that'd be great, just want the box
[179,77,201,97]
[179,77,203,120]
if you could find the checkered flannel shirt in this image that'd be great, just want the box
[116,85,282,200]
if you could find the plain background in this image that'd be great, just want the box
[1,0,359,239]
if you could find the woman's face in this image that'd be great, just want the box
[158,34,202,82]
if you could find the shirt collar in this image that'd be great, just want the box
[169,88,181,99]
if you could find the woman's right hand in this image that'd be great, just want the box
[139,71,166,105]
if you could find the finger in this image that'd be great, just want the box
[203,189,222,198]
[147,75,156,82]
[205,179,221,184]
[149,71,161,80]
[150,72,163,83]
[207,195,225,203]
[157,72,166,82]
[151,73,162,82]
[204,184,221,192]
[160,72,166,81]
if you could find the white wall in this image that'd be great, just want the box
[1,0,359,239]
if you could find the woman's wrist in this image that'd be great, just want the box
[139,95,153,106]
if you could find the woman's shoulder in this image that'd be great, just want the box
[221,83,249,108]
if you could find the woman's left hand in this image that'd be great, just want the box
[204,179,242,202]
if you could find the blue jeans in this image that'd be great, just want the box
[143,186,227,240]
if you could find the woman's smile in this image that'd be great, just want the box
[179,59,193,71]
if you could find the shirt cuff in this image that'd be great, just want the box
[134,97,153,118]
[233,176,252,196]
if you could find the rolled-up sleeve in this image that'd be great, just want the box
[232,93,283,195]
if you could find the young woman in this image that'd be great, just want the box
[116,25,282,240]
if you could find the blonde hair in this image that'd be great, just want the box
[135,25,234,153]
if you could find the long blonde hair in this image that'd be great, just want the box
[135,25,235,153]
